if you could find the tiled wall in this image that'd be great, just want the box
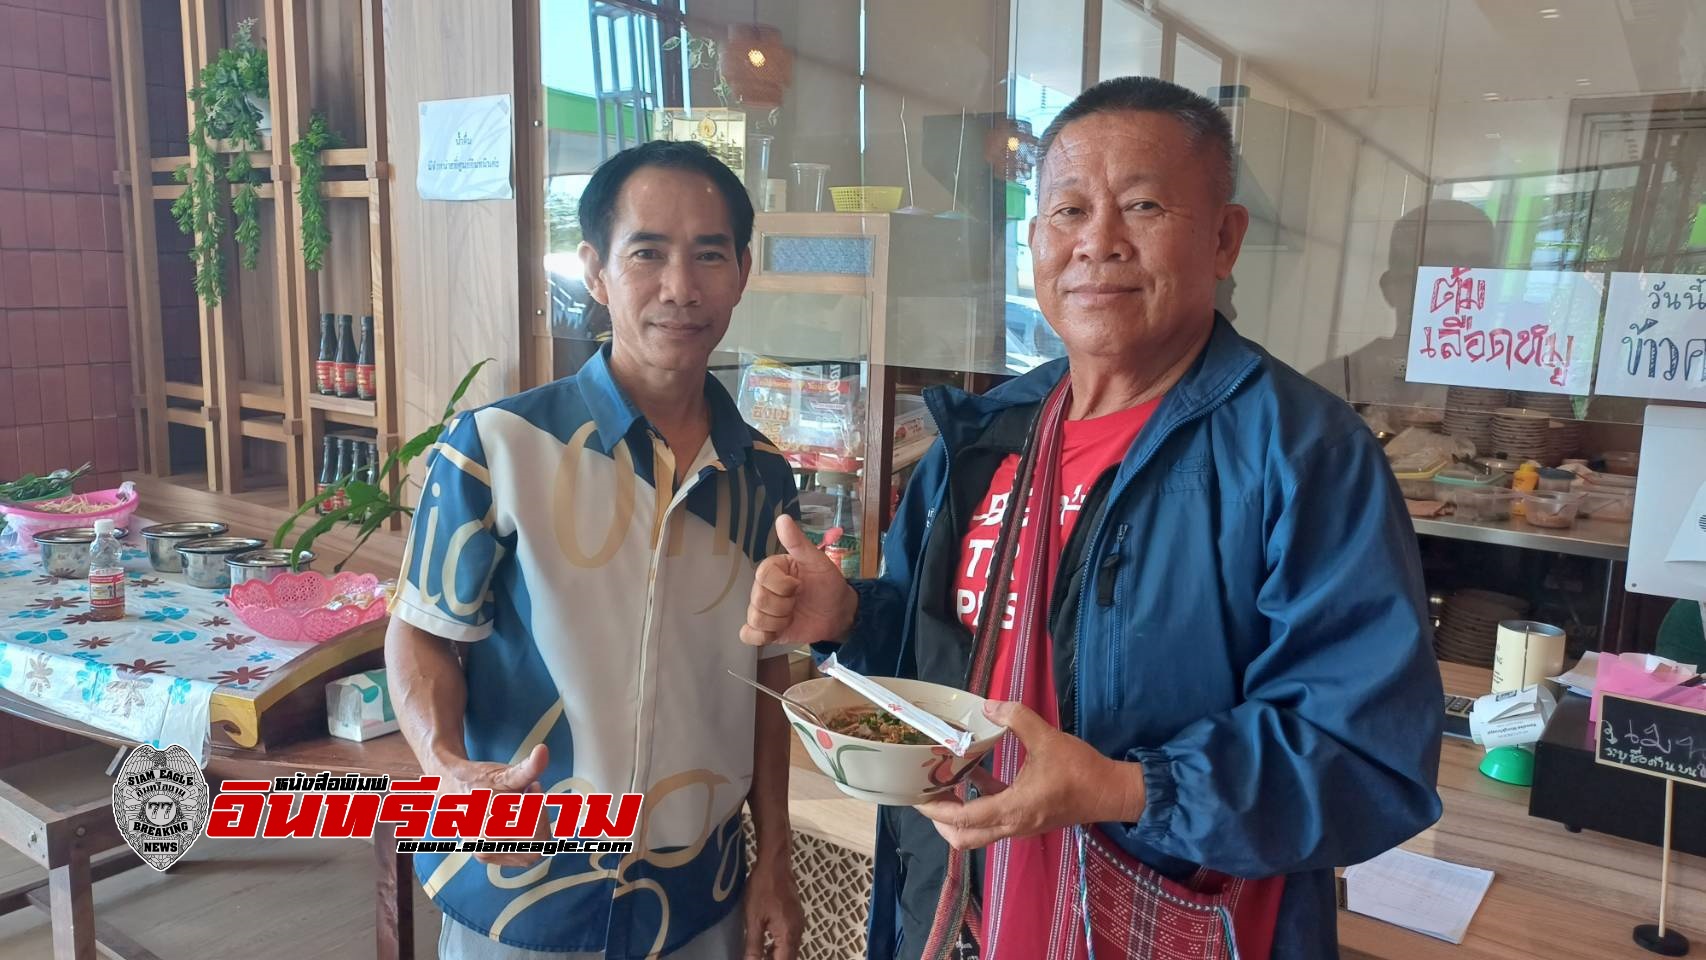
[0,0,138,493]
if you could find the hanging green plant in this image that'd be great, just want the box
[171,18,269,307]
[290,113,339,272]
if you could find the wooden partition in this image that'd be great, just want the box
[106,0,397,521]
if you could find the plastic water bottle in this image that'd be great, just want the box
[88,518,126,622]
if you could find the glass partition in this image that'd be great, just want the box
[537,0,1706,571]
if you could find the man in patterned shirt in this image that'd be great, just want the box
[386,141,804,959]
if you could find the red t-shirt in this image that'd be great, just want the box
[954,395,1161,955]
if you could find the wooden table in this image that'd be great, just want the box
[0,687,423,960]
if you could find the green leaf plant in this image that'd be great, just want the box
[272,359,494,573]
[171,19,269,307]
[289,112,339,272]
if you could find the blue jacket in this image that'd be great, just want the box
[835,317,1444,959]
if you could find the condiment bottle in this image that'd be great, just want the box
[1512,462,1540,517]
[88,519,126,621]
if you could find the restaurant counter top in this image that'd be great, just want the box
[784,661,1704,959]
[1411,512,1631,561]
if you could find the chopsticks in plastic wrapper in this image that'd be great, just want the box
[819,653,973,756]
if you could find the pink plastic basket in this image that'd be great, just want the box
[1,482,140,550]
[227,570,389,644]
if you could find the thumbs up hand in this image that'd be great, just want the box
[740,514,859,648]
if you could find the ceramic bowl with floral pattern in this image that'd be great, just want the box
[781,676,1005,805]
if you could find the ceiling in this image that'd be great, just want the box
[1108,0,1706,180]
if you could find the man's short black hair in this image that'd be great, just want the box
[578,140,755,258]
[1037,76,1238,203]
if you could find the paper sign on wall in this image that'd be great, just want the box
[1593,273,1706,401]
[1405,266,1604,395]
[417,94,513,201]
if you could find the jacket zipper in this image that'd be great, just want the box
[1071,358,1261,761]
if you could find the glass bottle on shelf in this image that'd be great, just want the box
[316,313,337,395]
[316,435,339,514]
[333,437,355,510]
[366,441,381,486]
[88,519,125,621]
[335,314,358,398]
[356,315,376,400]
[821,471,861,578]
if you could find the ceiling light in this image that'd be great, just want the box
[1483,92,1502,101]
[1539,7,1561,18]
[1576,77,1592,86]
[1485,132,1503,140]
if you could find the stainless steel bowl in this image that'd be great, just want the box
[228,548,315,586]
[32,526,128,578]
[140,521,230,573]
[175,537,265,589]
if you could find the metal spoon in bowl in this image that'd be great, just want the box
[726,669,830,728]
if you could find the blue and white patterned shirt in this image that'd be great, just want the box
[392,346,798,956]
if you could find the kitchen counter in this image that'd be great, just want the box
[1412,512,1630,561]
[784,661,1704,958]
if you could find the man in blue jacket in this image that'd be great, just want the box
[741,76,1442,960]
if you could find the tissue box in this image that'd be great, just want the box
[326,669,398,742]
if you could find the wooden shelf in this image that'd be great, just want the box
[320,180,371,199]
[238,381,286,414]
[116,1,395,508]
[306,393,377,427]
[238,416,289,442]
[321,148,367,167]
[163,381,205,402]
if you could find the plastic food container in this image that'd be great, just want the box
[1521,491,1585,529]
[1391,454,1449,500]
[1460,490,1521,522]
[1536,468,1575,493]
[1601,451,1640,476]
[1432,464,1508,505]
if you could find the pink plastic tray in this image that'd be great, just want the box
[227,570,389,644]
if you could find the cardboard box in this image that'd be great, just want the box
[326,669,399,742]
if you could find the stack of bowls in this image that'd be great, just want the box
[1489,407,1552,462]
[1509,392,1582,464]
[140,522,230,573]
[1443,387,1510,453]
[1435,589,1529,667]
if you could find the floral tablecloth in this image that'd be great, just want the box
[0,524,319,759]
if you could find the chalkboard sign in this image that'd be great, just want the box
[1596,692,1706,786]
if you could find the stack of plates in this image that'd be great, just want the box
[1434,589,1529,667]
[1489,407,1552,461]
[1546,419,1585,465]
[1512,391,1574,418]
[1443,387,1510,453]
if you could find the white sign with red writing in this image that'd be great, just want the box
[1593,273,1706,401]
[1405,267,1604,395]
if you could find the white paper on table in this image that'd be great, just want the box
[1550,651,1600,697]
[1666,479,1706,563]
[1343,848,1494,945]
[1468,685,1556,749]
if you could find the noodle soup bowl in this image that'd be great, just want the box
[780,676,1006,805]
